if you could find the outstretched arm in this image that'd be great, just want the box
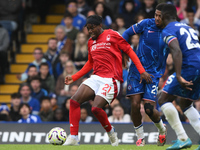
[168,39,193,90]
[65,54,93,85]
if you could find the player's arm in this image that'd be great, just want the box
[65,53,93,85]
[122,26,136,42]
[168,38,193,90]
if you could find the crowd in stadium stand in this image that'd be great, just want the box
[0,0,200,123]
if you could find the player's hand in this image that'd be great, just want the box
[140,72,154,84]
[177,76,193,91]
[122,52,129,69]
[65,76,74,85]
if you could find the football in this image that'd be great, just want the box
[48,127,67,145]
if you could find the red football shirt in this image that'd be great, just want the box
[72,29,145,82]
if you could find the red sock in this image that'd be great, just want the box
[70,99,80,135]
[91,107,112,132]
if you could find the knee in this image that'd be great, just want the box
[144,103,154,117]
[131,100,141,113]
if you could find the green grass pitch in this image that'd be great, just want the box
[0,145,199,150]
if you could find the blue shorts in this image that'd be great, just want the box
[126,71,159,102]
[163,71,200,100]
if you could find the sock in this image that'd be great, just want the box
[71,135,79,141]
[154,119,166,135]
[91,107,112,132]
[134,124,144,139]
[161,102,188,141]
[184,106,200,135]
[70,99,80,135]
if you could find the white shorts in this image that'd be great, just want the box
[82,75,120,104]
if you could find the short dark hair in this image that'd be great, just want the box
[28,65,37,71]
[48,38,57,43]
[156,3,167,11]
[162,4,177,20]
[40,62,49,68]
[34,47,43,53]
[30,75,41,83]
[40,96,50,103]
[86,15,102,26]
[11,93,21,99]
[18,83,32,93]
[64,12,73,19]
[185,7,194,13]
[19,103,31,112]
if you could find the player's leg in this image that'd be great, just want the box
[129,94,145,146]
[143,79,166,146]
[143,100,167,146]
[180,98,200,137]
[91,77,120,146]
[64,83,95,145]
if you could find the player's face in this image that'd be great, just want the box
[86,24,102,40]
[154,10,163,28]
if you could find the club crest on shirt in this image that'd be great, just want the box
[127,84,132,91]
[106,34,110,41]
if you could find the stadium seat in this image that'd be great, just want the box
[10,64,28,73]
[0,85,19,94]
[32,24,57,33]
[46,15,63,24]
[16,54,34,63]
[0,95,11,103]
[21,44,48,53]
[26,34,55,43]
[5,74,23,84]
[49,4,66,14]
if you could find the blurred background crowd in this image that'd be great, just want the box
[0,0,200,123]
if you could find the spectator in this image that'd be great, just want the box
[21,65,38,84]
[77,0,91,16]
[176,0,187,20]
[119,0,136,28]
[53,51,70,80]
[53,108,66,122]
[9,93,21,121]
[39,62,55,93]
[108,104,131,123]
[93,2,113,28]
[130,34,139,52]
[55,25,73,57]
[18,103,42,123]
[30,76,48,102]
[62,98,70,121]
[61,1,86,30]
[0,0,22,32]
[0,104,10,121]
[39,96,54,122]
[55,61,81,106]
[0,25,10,84]
[43,38,59,66]
[19,83,40,115]
[87,10,96,17]
[17,47,52,81]
[134,12,146,23]
[180,7,200,36]
[140,0,157,18]
[49,93,58,111]
[80,108,93,123]
[115,16,126,35]
[73,32,88,70]
[62,13,79,42]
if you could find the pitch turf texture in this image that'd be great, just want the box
[0,145,199,150]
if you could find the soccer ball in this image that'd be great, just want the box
[48,127,67,145]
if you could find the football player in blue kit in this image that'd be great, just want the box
[122,3,168,146]
[158,4,200,150]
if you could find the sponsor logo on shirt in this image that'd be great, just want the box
[91,42,111,51]
[148,30,155,33]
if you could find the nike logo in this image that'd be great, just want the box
[70,124,73,127]
[179,141,189,148]
[148,30,155,33]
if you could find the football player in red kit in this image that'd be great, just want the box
[64,15,153,146]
